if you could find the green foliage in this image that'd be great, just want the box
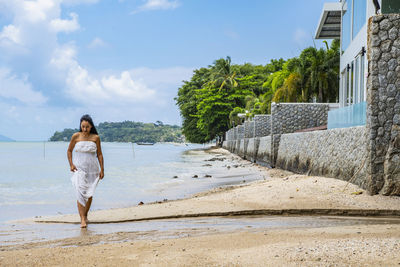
[49,121,183,143]
[229,107,245,127]
[175,41,339,143]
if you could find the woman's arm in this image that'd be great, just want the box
[95,135,104,179]
[67,133,78,172]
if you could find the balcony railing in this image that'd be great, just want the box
[328,101,366,129]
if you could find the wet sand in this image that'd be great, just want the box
[1,147,400,266]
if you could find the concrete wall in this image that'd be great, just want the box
[218,15,400,196]
[256,136,272,167]
[366,14,400,195]
[238,139,249,158]
[270,103,330,166]
[276,126,368,188]
[246,138,259,162]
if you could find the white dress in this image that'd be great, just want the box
[71,141,100,207]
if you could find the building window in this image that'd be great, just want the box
[354,56,359,103]
[382,0,400,14]
[341,0,352,53]
[352,0,366,39]
[360,52,365,102]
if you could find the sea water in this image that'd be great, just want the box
[0,142,229,223]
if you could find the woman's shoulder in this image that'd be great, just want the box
[71,132,81,140]
[91,134,100,141]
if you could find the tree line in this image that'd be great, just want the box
[175,40,340,143]
[50,121,183,143]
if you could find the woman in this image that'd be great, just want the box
[67,114,104,228]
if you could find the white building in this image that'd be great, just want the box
[315,0,400,128]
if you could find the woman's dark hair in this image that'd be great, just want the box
[79,114,98,135]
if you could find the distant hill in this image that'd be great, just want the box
[0,134,15,142]
[50,120,184,143]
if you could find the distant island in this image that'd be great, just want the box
[0,134,15,142]
[50,121,184,143]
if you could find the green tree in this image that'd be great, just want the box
[210,56,238,91]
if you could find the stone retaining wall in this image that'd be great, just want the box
[366,14,400,195]
[254,115,271,137]
[218,14,400,196]
[238,139,248,158]
[270,103,329,134]
[276,126,368,188]
[246,138,259,162]
[256,136,272,167]
[270,103,330,166]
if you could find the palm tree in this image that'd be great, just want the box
[210,56,239,91]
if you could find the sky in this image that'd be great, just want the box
[0,0,330,141]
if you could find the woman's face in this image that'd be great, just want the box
[81,120,92,134]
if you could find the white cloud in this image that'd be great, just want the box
[21,0,56,23]
[133,0,180,13]
[50,43,78,69]
[129,67,193,88]
[50,12,80,33]
[0,25,22,45]
[87,37,107,49]
[50,45,156,105]
[62,0,99,5]
[0,0,187,140]
[0,68,47,105]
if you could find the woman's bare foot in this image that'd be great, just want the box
[80,219,87,228]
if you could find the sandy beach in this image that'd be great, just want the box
[1,147,400,266]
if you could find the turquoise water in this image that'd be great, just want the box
[0,142,234,222]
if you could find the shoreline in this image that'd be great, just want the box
[2,147,400,266]
[19,147,400,225]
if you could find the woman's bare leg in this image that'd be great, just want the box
[84,197,93,223]
[77,201,87,228]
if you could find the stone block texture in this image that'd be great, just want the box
[270,102,329,134]
[254,115,271,137]
[237,125,245,140]
[270,103,329,166]
[276,126,368,188]
[366,14,400,195]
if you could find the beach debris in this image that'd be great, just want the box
[202,164,212,167]
[204,174,212,178]
[192,175,198,178]
[296,188,299,192]
[206,157,225,161]
[233,165,239,168]
[227,166,231,169]
[172,175,178,178]
[351,191,363,195]
[138,201,144,205]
